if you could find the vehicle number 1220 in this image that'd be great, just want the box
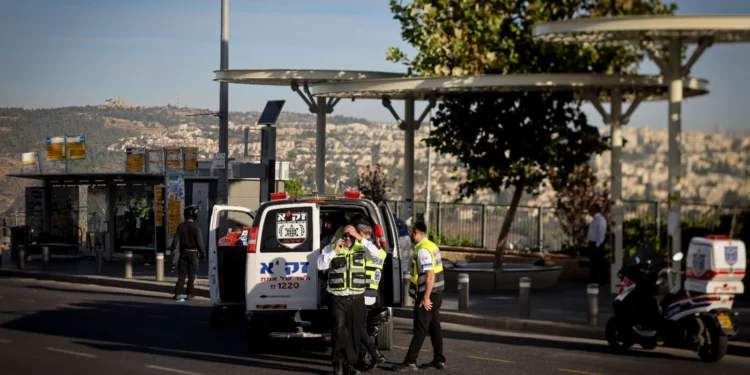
[275,282,299,290]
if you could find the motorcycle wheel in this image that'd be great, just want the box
[606,316,633,352]
[698,330,728,362]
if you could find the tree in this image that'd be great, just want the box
[550,164,610,251]
[284,178,305,196]
[357,164,396,204]
[387,0,676,267]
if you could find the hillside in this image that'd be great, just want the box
[0,103,748,219]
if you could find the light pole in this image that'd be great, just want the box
[217,0,229,205]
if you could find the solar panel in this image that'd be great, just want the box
[257,100,286,125]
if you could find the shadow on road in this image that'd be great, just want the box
[440,327,749,360]
[1,298,333,373]
[22,285,172,300]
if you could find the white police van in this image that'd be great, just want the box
[207,191,403,352]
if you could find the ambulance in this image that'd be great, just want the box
[207,191,404,351]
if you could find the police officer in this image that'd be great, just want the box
[358,223,387,370]
[218,224,244,246]
[317,223,383,375]
[171,205,206,300]
[393,221,446,371]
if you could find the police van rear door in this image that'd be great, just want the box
[377,201,402,307]
[247,203,319,311]
[208,205,255,308]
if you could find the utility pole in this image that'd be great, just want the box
[217,0,229,205]
[425,109,432,228]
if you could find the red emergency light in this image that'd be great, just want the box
[344,191,361,199]
[247,227,259,253]
[705,235,731,240]
[270,192,288,201]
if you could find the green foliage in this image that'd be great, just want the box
[357,164,396,204]
[284,178,305,196]
[386,0,677,263]
[428,227,477,247]
[551,164,611,249]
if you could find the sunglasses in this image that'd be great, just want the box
[341,234,354,240]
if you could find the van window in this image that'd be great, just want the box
[260,206,314,253]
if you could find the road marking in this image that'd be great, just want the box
[0,339,11,344]
[468,355,515,364]
[45,347,97,358]
[145,365,204,375]
[559,369,604,375]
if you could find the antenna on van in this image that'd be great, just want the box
[311,181,318,195]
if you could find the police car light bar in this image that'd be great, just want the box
[270,192,288,200]
[344,191,361,199]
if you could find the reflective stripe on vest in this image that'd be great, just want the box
[365,248,387,291]
[409,238,445,298]
[328,242,367,292]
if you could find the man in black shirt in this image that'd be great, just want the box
[171,205,206,300]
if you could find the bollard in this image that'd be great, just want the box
[42,246,49,270]
[18,245,25,270]
[403,272,414,307]
[95,249,103,275]
[125,251,133,279]
[587,283,599,326]
[519,277,531,319]
[156,252,164,281]
[458,273,470,312]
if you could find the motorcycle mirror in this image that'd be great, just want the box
[672,252,684,262]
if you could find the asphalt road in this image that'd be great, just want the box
[0,277,748,375]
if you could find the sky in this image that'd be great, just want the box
[1,0,750,130]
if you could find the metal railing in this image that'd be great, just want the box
[385,199,748,252]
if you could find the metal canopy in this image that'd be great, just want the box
[310,73,708,101]
[214,69,404,85]
[214,69,404,194]
[533,14,750,294]
[311,72,709,225]
[533,15,750,44]
[7,172,164,185]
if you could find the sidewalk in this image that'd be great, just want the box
[1,257,747,346]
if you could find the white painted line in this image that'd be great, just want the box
[45,347,97,358]
[145,365,204,375]
[0,339,11,344]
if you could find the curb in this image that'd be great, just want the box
[0,268,211,298]
[393,308,606,341]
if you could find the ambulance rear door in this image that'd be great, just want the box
[247,203,319,311]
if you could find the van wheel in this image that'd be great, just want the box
[245,325,269,354]
[377,320,393,351]
[208,306,222,329]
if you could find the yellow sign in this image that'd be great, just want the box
[184,147,198,171]
[66,136,86,160]
[154,186,164,227]
[126,148,146,172]
[165,148,183,172]
[167,195,182,235]
[46,137,65,161]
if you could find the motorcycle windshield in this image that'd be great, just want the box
[630,243,657,266]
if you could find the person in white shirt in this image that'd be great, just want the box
[587,204,608,284]
[317,223,383,375]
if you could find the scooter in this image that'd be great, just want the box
[606,251,739,362]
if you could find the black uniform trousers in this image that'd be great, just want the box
[360,308,378,358]
[330,293,365,368]
[588,241,606,285]
[174,250,199,296]
[405,292,445,364]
